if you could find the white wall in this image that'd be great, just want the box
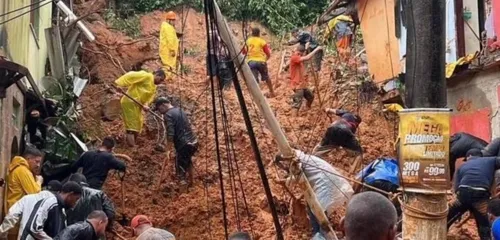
[399,0,458,64]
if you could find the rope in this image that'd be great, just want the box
[229,56,285,240]
[203,75,213,239]
[204,0,229,238]
[397,195,449,220]
[299,160,393,197]
[216,84,242,230]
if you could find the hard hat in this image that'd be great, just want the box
[166,11,177,20]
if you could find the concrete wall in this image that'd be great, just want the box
[0,87,24,215]
[463,0,481,55]
[0,0,52,215]
[447,67,500,141]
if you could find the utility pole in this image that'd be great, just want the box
[211,1,338,239]
[402,0,448,239]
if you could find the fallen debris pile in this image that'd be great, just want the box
[76,4,478,240]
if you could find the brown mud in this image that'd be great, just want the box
[76,3,477,239]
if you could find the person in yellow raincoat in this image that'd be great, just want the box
[114,69,165,146]
[160,11,180,80]
[324,14,354,62]
[4,146,43,240]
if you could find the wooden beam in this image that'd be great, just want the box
[212,1,338,239]
[455,0,466,58]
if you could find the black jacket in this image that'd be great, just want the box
[72,150,126,189]
[483,138,500,157]
[164,107,197,150]
[450,132,488,177]
[54,220,98,240]
[66,184,115,226]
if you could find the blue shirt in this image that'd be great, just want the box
[357,158,400,186]
[492,218,500,240]
[454,156,500,191]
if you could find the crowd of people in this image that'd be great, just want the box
[7,8,500,240]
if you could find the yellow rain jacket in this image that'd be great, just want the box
[4,156,41,213]
[115,71,157,133]
[159,22,179,78]
[324,15,353,39]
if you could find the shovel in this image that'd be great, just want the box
[117,171,130,226]
[110,229,128,240]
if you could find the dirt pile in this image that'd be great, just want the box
[76,5,476,240]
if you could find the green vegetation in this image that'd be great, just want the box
[118,0,330,34]
[104,9,142,38]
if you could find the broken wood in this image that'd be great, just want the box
[278,50,287,73]
[156,151,172,191]
[110,230,127,240]
[310,68,323,108]
[213,2,337,239]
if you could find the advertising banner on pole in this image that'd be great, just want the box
[398,108,451,192]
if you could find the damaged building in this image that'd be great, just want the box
[320,0,500,142]
[0,0,94,213]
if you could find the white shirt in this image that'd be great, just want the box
[296,150,353,213]
[0,190,54,239]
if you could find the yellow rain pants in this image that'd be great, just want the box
[159,22,179,79]
[115,71,157,133]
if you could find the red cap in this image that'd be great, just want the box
[131,215,152,229]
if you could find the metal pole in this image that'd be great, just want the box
[211,1,338,239]
[403,0,448,239]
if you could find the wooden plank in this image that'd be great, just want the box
[356,0,400,83]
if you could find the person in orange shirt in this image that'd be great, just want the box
[289,45,322,109]
[245,27,275,97]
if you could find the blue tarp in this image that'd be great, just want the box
[357,157,400,186]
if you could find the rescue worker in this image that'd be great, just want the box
[244,27,274,97]
[449,132,488,178]
[160,11,180,79]
[206,29,221,85]
[155,97,198,185]
[274,150,353,238]
[289,45,322,110]
[342,192,398,240]
[131,215,175,239]
[54,210,108,240]
[287,28,323,72]
[324,14,354,62]
[66,173,115,228]
[19,181,82,239]
[313,108,362,172]
[113,69,165,146]
[483,137,500,157]
[71,137,126,190]
[0,181,62,238]
[4,146,43,240]
[447,149,499,240]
